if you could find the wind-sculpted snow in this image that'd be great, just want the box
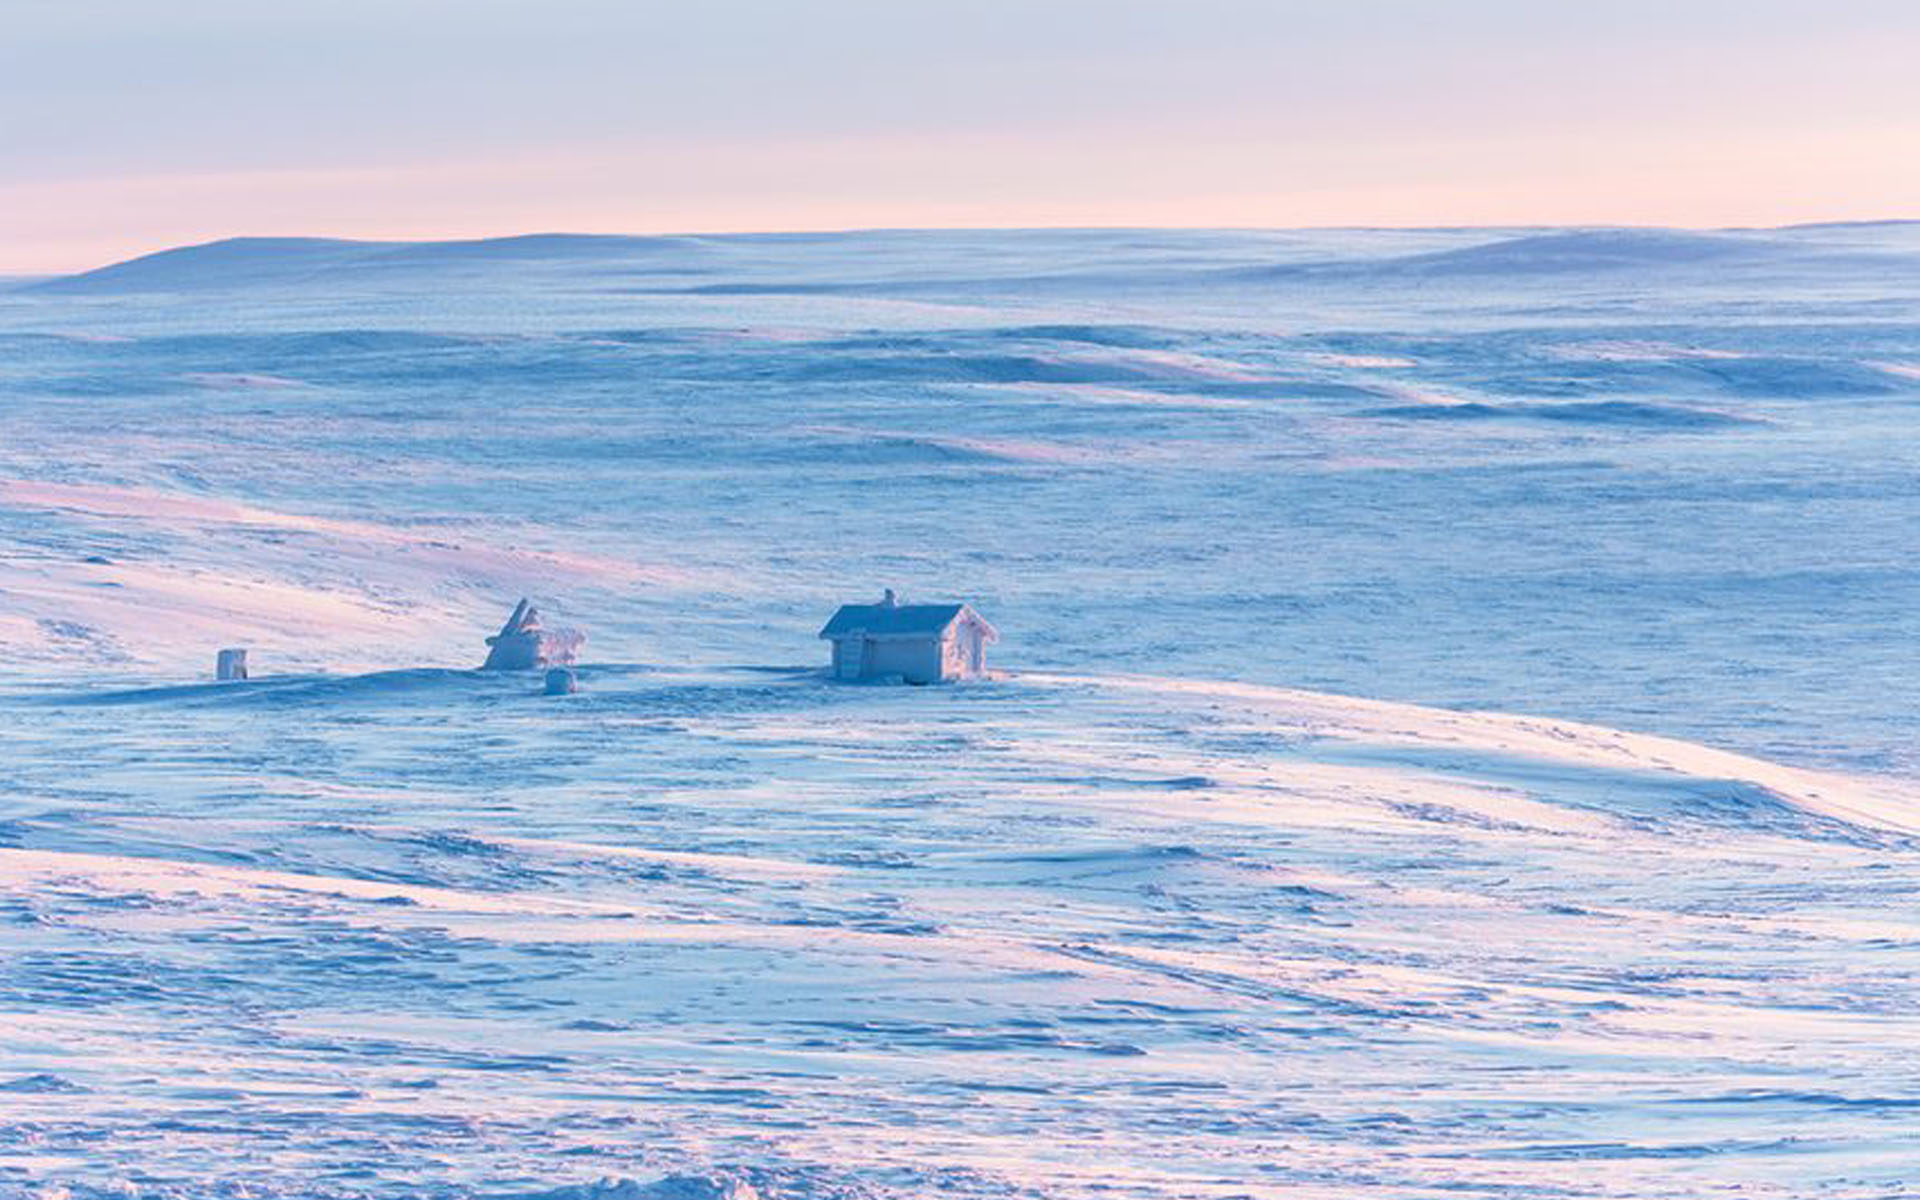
[1354,399,1765,429]
[8,222,1912,766]
[1,225,1920,1196]
[5,669,1920,1198]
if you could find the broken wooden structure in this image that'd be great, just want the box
[481,599,585,671]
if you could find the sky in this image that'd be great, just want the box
[3,0,1917,273]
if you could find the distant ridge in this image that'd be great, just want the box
[1210,225,1912,286]
[25,232,704,293]
[1776,218,1920,231]
[20,222,1917,295]
[1382,228,1786,274]
[29,237,378,292]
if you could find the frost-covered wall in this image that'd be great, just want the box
[945,622,988,679]
[831,625,987,684]
[865,636,943,683]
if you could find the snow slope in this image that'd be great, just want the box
[3,226,1917,779]
[5,668,1920,1198]
[1,225,1919,1197]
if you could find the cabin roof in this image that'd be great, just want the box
[819,602,996,641]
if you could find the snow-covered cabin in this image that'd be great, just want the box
[819,590,998,684]
[481,598,585,671]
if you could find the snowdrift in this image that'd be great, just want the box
[6,666,1920,1198]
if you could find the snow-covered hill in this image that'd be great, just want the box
[7,667,1920,1199]
[2,225,1919,1197]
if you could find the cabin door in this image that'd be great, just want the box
[836,638,868,680]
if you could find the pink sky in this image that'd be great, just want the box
[5,0,1917,274]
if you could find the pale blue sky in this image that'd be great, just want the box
[4,0,1916,270]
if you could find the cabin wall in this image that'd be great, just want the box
[830,628,988,684]
[942,626,986,680]
[831,637,863,680]
[864,637,945,683]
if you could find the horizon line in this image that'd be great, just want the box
[9,215,1918,281]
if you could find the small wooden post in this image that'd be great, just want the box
[216,648,249,681]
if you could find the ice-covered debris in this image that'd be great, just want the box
[215,647,248,681]
[481,598,584,670]
[505,1176,760,1200]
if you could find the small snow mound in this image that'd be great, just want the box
[986,322,1182,348]
[0,1071,89,1093]
[180,371,313,390]
[643,1178,762,1200]
[1355,399,1762,430]
[506,1177,760,1200]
